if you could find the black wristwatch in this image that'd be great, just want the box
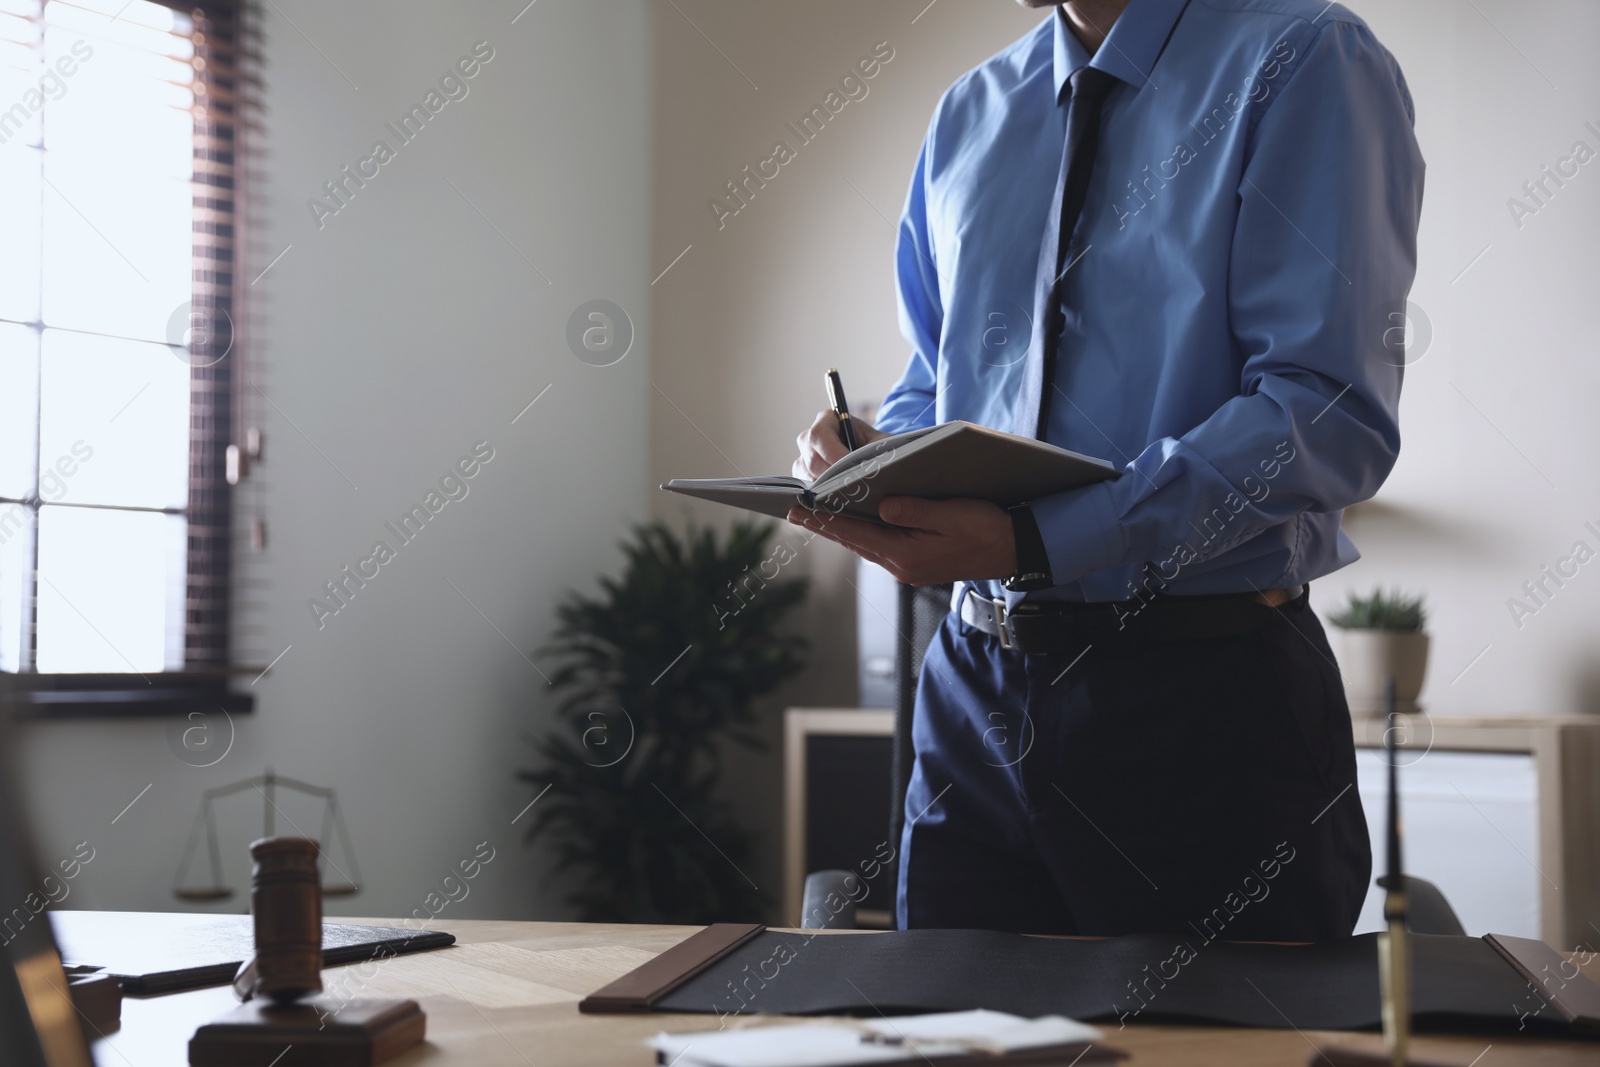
[1002,503,1053,593]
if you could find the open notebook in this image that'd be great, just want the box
[662,421,1117,523]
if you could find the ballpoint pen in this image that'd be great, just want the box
[825,368,859,453]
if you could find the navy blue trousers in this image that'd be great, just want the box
[896,592,1370,941]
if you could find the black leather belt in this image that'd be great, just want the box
[953,585,1304,655]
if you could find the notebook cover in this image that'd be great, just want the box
[662,421,1117,524]
[50,911,455,995]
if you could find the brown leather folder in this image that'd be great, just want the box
[1486,933,1600,1036]
[587,924,1600,1041]
[580,922,764,1013]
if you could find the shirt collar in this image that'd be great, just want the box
[1052,0,1191,102]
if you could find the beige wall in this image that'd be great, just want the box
[1326,0,1600,715]
[651,0,1600,914]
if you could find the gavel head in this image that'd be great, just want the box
[244,836,323,1004]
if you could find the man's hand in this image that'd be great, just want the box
[793,409,887,481]
[788,496,1016,586]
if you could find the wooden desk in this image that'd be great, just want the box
[92,914,1600,1066]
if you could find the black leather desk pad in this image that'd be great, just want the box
[654,928,1587,1036]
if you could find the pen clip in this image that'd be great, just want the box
[825,369,858,453]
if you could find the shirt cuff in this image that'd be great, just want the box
[1030,480,1125,585]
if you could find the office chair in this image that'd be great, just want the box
[886,581,956,918]
[1378,875,1468,936]
[803,582,951,930]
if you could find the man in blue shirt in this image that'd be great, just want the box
[791,0,1423,940]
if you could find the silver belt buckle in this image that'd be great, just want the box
[990,597,1012,651]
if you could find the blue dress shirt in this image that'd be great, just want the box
[874,0,1424,604]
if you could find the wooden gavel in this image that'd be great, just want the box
[194,835,425,1065]
[232,837,323,1003]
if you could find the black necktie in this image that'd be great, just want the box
[1014,65,1117,440]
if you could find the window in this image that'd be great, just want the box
[0,0,247,709]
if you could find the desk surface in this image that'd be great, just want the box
[93,914,1600,1066]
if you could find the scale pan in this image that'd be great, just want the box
[175,887,235,901]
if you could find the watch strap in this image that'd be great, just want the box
[1003,503,1052,592]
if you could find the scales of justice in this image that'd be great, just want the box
[171,771,425,1064]
[172,767,363,902]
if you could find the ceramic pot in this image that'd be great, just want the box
[1334,629,1429,716]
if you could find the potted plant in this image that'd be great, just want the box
[1328,588,1428,715]
[520,520,807,924]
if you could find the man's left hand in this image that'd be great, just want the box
[787,496,1016,586]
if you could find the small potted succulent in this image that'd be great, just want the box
[1329,588,1429,715]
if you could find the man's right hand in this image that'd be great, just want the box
[793,409,886,480]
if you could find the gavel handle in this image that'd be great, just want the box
[232,955,259,1002]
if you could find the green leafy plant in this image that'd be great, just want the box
[520,520,807,923]
[1329,587,1427,632]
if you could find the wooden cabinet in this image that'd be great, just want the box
[1351,715,1600,949]
[783,709,896,928]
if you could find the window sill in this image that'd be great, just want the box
[1,673,256,719]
